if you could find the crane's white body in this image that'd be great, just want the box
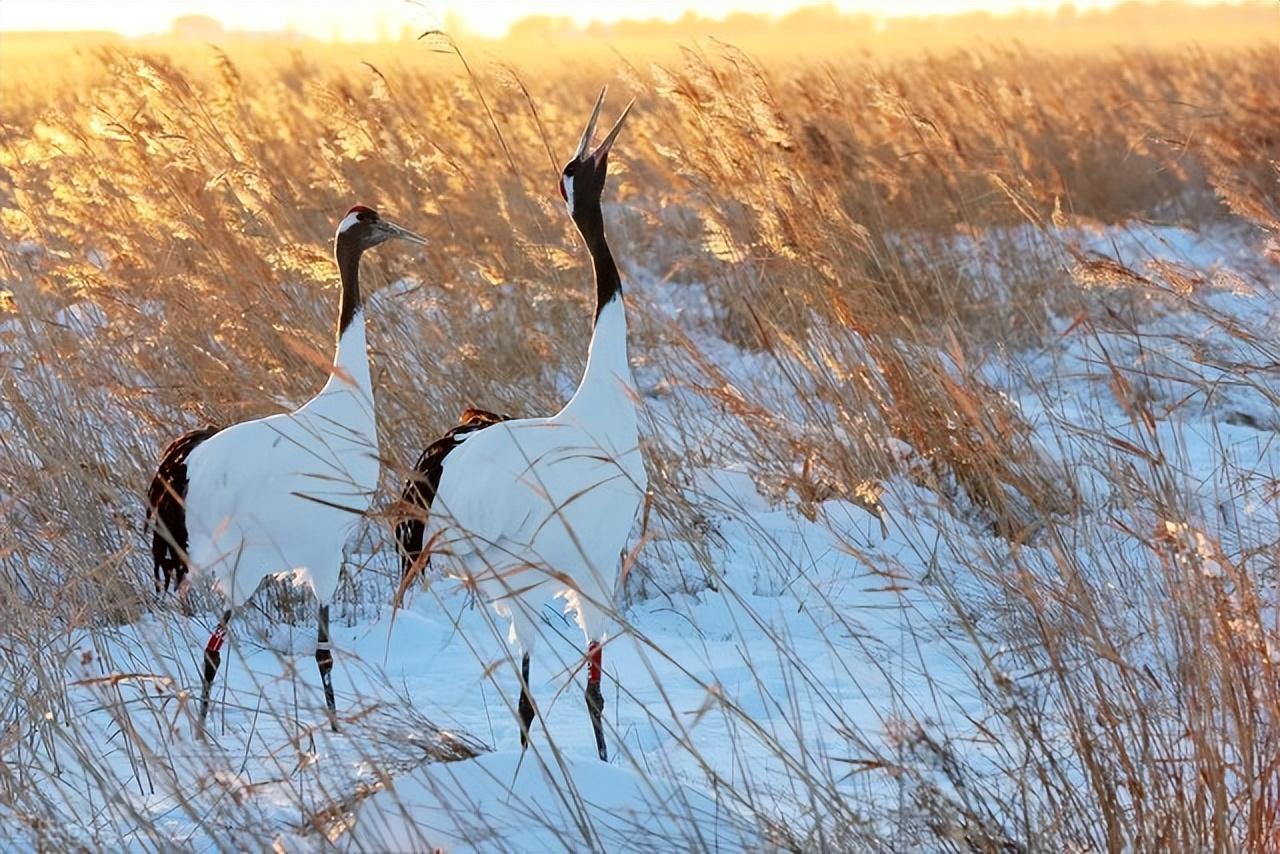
[425,297,645,649]
[184,315,377,608]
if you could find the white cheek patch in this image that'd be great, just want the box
[337,211,363,235]
[563,175,575,215]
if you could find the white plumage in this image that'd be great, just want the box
[148,205,426,734]
[184,317,377,608]
[411,90,641,760]
[425,297,645,649]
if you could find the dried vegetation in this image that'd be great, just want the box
[1,11,1279,849]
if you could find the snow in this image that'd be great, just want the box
[2,432,976,848]
[4,216,1278,849]
[345,749,756,851]
[0,455,977,849]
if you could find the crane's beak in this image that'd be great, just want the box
[573,87,634,166]
[380,220,428,246]
[572,88,606,161]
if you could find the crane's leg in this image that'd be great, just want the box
[585,641,607,761]
[198,608,233,737]
[518,652,536,749]
[316,604,338,732]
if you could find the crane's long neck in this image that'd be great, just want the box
[586,222,621,324]
[560,210,633,420]
[336,241,364,343]
[322,240,372,400]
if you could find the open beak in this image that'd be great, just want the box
[573,87,634,166]
[381,220,428,246]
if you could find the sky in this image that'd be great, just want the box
[0,0,1229,41]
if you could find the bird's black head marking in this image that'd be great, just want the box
[337,204,387,250]
[332,205,428,334]
[335,203,427,255]
[560,88,633,227]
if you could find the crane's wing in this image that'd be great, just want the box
[395,408,510,577]
[427,415,643,569]
[184,413,362,556]
[426,418,574,567]
[147,424,222,592]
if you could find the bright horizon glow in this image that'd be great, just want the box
[0,0,1242,42]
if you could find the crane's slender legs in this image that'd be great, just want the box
[585,641,607,761]
[316,604,338,732]
[517,652,536,749]
[198,608,233,737]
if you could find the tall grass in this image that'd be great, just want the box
[1,28,1278,850]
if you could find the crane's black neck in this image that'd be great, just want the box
[335,238,364,339]
[575,211,621,325]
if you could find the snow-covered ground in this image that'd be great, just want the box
[2,218,1277,850]
[10,467,969,849]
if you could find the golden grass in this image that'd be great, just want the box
[1,17,1279,849]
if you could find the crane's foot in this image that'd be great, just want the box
[585,641,607,762]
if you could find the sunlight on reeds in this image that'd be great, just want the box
[1,10,1279,849]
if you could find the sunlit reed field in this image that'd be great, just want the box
[2,19,1280,851]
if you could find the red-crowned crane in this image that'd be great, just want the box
[399,91,644,761]
[147,205,426,735]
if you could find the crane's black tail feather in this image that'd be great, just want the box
[395,408,509,581]
[147,424,221,595]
